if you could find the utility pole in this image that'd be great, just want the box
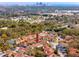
[36,33,39,43]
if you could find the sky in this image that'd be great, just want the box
[0,0,79,2]
[0,2,79,6]
[0,0,79,6]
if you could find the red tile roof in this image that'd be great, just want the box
[15,53,23,57]
[68,48,79,56]
[43,45,55,56]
